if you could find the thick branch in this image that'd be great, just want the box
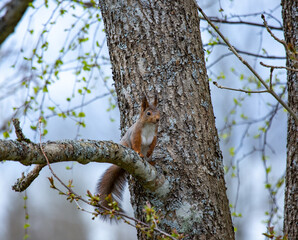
[0,0,33,46]
[0,139,169,196]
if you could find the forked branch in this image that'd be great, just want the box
[195,1,298,123]
[0,138,169,196]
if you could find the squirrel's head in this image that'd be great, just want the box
[140,95,160,124]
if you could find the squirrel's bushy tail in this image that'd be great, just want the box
[96,165,127,221]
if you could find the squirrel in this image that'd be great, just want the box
[96,95,160,220]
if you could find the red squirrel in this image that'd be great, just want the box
[96,95,160,220]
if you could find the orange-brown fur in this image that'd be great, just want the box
[96,96,160,221]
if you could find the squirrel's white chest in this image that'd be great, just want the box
[141,124,155,146]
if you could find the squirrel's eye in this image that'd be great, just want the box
[146,111,151,116]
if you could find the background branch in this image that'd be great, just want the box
[195,1,298,123]
[215,42,286,59]
[200,16,282,31]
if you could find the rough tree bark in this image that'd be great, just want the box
[99,0,234,239]
[0,139,168,194]
[282,0,297,239]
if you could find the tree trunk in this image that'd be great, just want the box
[0,0,33,45]
[99,1,234,239]
[282,0,298,239]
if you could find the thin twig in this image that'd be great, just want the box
[215,42,286,59]
[229,7,282,27]
[262,14,297,64]
[213,81,268,94]
[195,1,298,123]
[74,199,97,215]
[206,50,286,69]
[200,16,282,31]
[260,61,298,72]
[23,191,29,239]
[37,119,177,239]
[38,118,73,191]
[45,92,110,118]
[12,118,31,143]
[261,15,287,50]
[12,118,46,192]
[12,164,46,192]
[269,68,274,90]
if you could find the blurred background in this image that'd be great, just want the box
[0,0,286,239]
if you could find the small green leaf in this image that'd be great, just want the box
[259,126,266,132]
[77,121,86,127]
[233,98,242,106]
[78,37,89,43]
[33,86,39,94]
[43,129,48,136]
[3,131,10,139]
[55,59,63,68]
[266,166,271,174]
[254,134,260,139]
[217,72,225,80]
[221,133,229,139]
[30,125,37,130]
[24,223,30,229]
[240,113,248,120]
[229,147,235,157]
[58,112,67,119]
[60,9,67,15]
[78,112,85,118]
[28,2,35,8]
[276,178,284,188]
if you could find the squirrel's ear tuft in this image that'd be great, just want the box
[154,95,158,107]
[141,95,149,112]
